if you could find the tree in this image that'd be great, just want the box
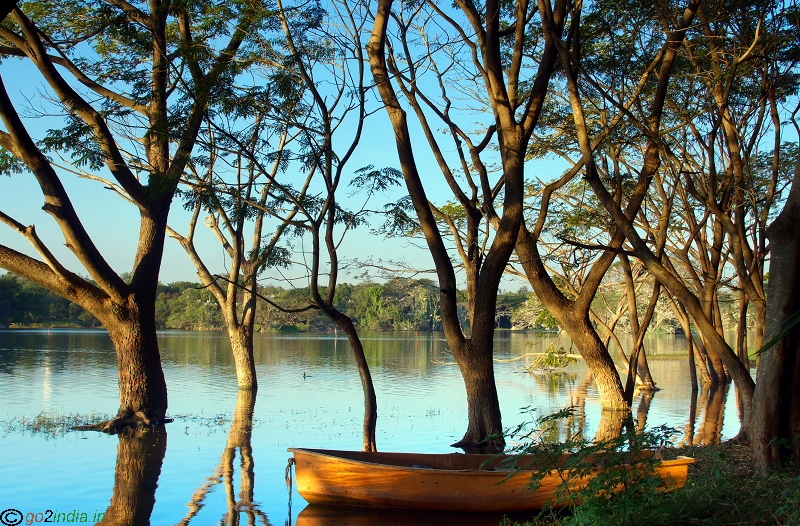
[0,1,266,430]
[513,0,723,422]
[539,0,762,421]
[751,147,800,472]
[168,114,303,389]
[369,0,563,450]
[271,0,386,451]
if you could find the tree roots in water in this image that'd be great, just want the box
[74,410,173,434]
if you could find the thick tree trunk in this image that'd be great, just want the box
[568,317,628,411]
[228,326,257,391]
[100,300,168,432]
[553,316,628,411]
[516,226,627,412]
[450,338,504,452]
[750,153,800,472]
[97,428,167,526]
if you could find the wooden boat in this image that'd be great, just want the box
[288,448,694,512]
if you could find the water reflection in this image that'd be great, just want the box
[529,371,578,397]
[221,390,264,525]
[636,389,655,431]
[96,428,167,526]
[179,389,268,525]
[0,330,745,524]
[692,383,728,445]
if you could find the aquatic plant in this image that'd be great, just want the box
[1,410,111,439]
[527,344,578,373]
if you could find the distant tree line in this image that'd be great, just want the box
[0,273,100,327]
[1,272,747,334]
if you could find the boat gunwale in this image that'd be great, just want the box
[288,447,695,476]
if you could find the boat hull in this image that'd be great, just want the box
[288,448,694,512]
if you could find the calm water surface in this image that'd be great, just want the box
[0,330,743,525]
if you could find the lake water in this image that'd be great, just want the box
[0,330,743,525]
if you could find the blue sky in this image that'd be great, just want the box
[0,56,548,290]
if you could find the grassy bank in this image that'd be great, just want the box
[503,443,800,526]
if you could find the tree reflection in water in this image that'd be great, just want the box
[179,390,270,525]
[222,389,264,525]
[549,369,732,446]
[636,389,655,431]
[693,383,728,445]
[97,427,167,526]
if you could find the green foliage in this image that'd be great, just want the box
[1,410,112,439]
[349,165,403,197]
[351,283,402,331]
[4,274,700,335]
[0,274,98,327]
[162,285,225,330]
[511,295,560,331]
[529,344,577,371]
[375,195,422,237]
[501,418,800,526]
[500,408,678,526]
[0,147,25,174]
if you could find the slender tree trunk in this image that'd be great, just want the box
[97,428,167,526]
[695,344,715,385]
[228,325,257,391]
[670,298,709,386]
[699,338,727,384]
[620,255,656,391]
[737,293,751,369]
[333,314,377,452]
